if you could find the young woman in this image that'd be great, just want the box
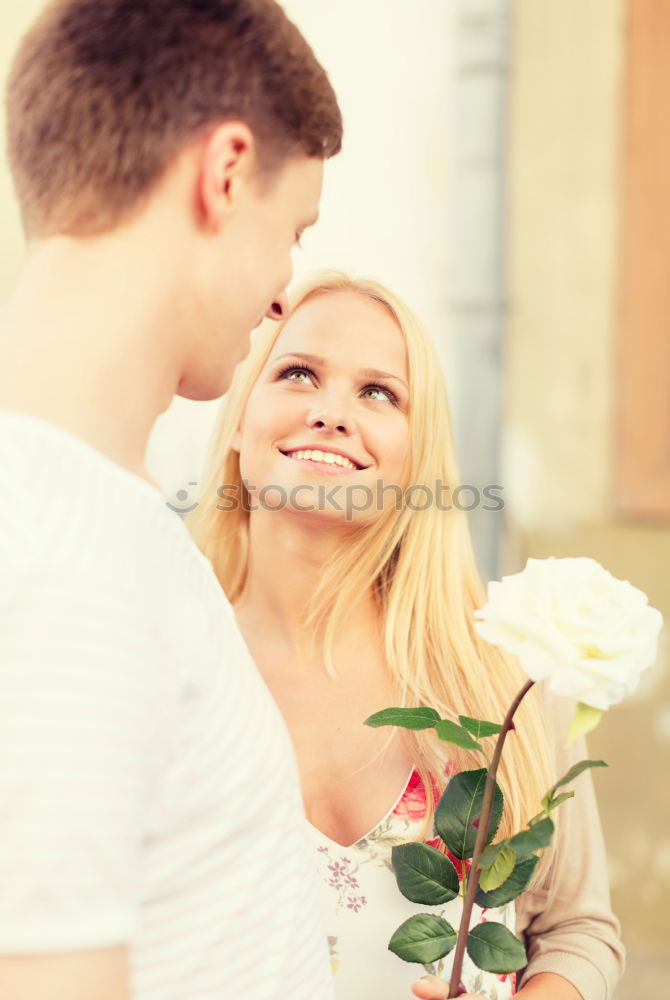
[188,273,624,1000]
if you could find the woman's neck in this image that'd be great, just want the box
[233,510,382,673]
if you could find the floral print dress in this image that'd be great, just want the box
[308,770,517,1000]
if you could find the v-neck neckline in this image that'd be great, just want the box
[305,768,416,850]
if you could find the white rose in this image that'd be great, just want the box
[473,557,663,710]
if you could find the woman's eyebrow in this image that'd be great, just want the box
[272,351,324,366]
[359,366,408,390]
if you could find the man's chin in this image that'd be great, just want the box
[176,337,252,401]
[176,385,225,403]
[176,369,232,402]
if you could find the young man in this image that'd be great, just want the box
[0,2,342,998]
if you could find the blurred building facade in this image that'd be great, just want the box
[506,2,670,994]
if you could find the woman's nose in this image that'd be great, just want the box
[265,291,290,321]
[307,403,350,435]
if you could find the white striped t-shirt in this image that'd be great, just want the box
[0,413,334,1000]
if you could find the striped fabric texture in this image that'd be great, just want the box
[0,414,334,1000]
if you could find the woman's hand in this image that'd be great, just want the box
[411,975,485,999]
[412,971,584,999]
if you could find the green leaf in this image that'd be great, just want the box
[364,707,441,731]
[391,843,459,905]
[479,845,517,892]
[459,715,503,739]
[434,719,483,752]
[434,769,504,860]
[508,817,555,855]
[542,790,575,814]
[388,913,458,964]
[467,921,527,974]
[476,855,540,907]
[566,703,603,746]
[551,759,608,795]
[478,840,510,869]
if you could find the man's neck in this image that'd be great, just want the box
[0,234,184,483]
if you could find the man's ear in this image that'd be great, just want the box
[196,121,257,230]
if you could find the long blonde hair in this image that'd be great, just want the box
[189,271,555,853]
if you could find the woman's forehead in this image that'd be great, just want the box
[269,290,408,376]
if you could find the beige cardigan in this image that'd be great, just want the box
[515,694,625,999]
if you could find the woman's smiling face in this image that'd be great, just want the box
[234,289,411,525]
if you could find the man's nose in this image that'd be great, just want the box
[265,291,290,322]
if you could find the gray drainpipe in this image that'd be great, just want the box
[446,0,508,582]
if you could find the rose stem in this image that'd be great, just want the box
[447,679,535,998]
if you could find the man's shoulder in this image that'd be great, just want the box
[0,413,222,624]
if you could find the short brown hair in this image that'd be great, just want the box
[6,0,343,238]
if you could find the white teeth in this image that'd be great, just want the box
[286,449,357,469]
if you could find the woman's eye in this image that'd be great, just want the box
[278,365,314,384]
[362,385,398,405]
